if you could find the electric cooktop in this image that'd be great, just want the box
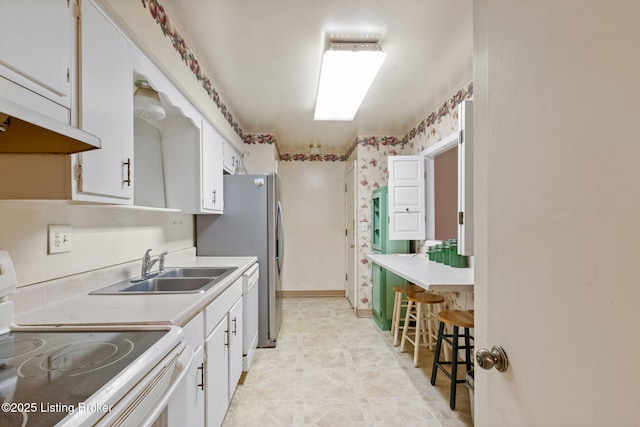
[0,329,167,427]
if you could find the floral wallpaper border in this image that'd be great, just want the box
[139,0,472,163]
[402,82,473,144]
[242,134,277,145]
[141,0,244,139]
[279,153,347,162]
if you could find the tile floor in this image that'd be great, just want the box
[222,297,473,427]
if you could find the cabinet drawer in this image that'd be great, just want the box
[205,277,242,335]
[243,263,259,293]
[182,311,204,349]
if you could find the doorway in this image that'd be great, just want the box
[345,160,357,307]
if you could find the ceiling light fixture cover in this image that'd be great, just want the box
[134,80,166,121]
[314,42,387,121]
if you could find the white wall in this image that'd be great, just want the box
[279,161,345,292]
[244,143,278,175]
[0,201,193,287]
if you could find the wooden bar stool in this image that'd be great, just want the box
[390,284,425,346]
[430,310,474,410]
[400,291,444,367]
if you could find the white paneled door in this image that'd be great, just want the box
[475,1,640,426]
[345,161,357,308]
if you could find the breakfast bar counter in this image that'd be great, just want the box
[366,253,474,292]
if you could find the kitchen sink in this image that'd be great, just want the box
[119,277,214,293]
[90,266,237,295]
[158,267,233,278]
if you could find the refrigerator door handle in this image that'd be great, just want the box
[276,200,285,273]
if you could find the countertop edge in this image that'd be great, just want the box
[366,253,474,292]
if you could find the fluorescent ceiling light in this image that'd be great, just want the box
[314,42,386,121]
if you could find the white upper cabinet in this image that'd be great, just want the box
[223,140,241,174]
[202,120,224,212]
[388,156,426,240]
[0,0,73,111]
[73,0,133,203]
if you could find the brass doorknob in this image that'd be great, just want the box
[476,346,509,372]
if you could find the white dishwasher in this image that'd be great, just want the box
[242,263,259,371]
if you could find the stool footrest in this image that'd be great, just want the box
[435,364,468,383]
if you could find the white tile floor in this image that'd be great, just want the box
[222,297,473,427]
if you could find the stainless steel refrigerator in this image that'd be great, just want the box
[196,173,284,348]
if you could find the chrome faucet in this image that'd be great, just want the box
[139,249,168,280]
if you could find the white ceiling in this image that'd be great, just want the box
[160,0,473,154]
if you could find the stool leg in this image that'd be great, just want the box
[464,327,473,374]
[391,292,401,346]
[426,304,435,350]
[450,325,459,410]
[400,300,413,353]
[420,305,430,347]
[413,303,423,367]
[430,320,445,385]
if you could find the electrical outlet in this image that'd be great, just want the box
[48,224,71,254]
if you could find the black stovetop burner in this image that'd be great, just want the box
[0,329,166,427]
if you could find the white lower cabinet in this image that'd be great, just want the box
[242,264,259,371]
[180,274,245,427]
[187,346,206,427]
[227,298,244,396]
[206,317,230,427]
[182,312,206,427]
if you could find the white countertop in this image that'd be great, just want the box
[14,255,257,328]
[366,253,474,292]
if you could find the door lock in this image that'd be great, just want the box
[476,345,509,372]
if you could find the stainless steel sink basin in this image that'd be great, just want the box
[158,267,233,278]
[119,277,214,293]
[90,266,237,294]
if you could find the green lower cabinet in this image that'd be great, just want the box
[372,261,407,331]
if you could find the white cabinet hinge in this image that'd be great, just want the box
[459,129,464,144]
[458,211,464,225]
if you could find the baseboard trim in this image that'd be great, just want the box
[355,308,373,318]
[281,290,345,298]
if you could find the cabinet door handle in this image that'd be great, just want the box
[213,190,216,204]
[123,158,131,187]
[224,329,229,347]
[232,317,237,335]
[197,363,205,390]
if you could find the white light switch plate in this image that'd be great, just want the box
[48,224,71,254]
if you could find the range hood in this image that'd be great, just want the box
[0,96,101,154]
